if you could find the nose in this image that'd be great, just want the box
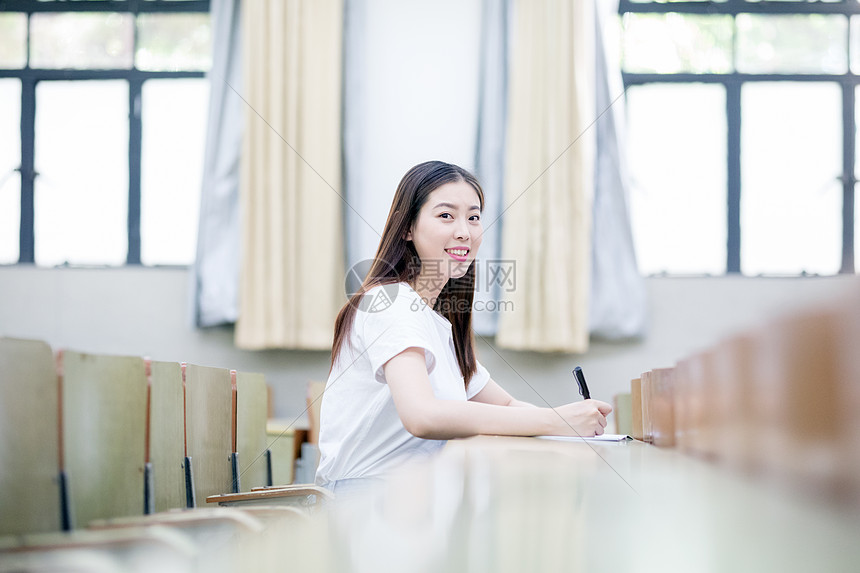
[454,218,470,241]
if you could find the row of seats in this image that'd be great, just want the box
[0,338,332,572]
[0,504,330,573]
[622,286,860,506]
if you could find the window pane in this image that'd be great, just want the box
[0,80,21,264]
[136,13,212,72]
[30,13,133,69]
[741,82,842,276]
[35,81,128,267]
[622,13,733,74]
[141,79,208,266]
[628,84,727,275]
[736,14,847,74]
[0,13,27,69]
[851,16,860,75]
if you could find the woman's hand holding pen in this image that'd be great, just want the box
[547,400,613,437]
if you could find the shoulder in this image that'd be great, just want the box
[354,283,442,381]
[356,283,439,343]
[360,282,426,319]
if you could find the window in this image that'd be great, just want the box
[620,0,857,276]
[0,0,210,267]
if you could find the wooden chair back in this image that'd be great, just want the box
[60,350,147,528]
[837,288,860,506]
[0,526,196,573]
[650,367,676,448]
[235,371,269,491]
[265,419,296,486]
[0,337,62,534]
[89,508,264,573]
[684,350,717,459]
[639,371,653,443]
[147,360,185,512]
[673,360,690,451]
[182,363,233,505]
[755,309,842,486]
[613,392,632,436]
[712,332,759,469]
[630,378,643,441]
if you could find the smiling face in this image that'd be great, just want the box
[406,179,483,300]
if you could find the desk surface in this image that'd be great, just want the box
[324,436,860,573]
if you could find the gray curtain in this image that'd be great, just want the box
[472,0,509,336]
[192,0,243,327]
[342,0,371,274]
[589,0,647,339]
[476,0,646,340]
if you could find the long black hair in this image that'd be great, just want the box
[330,160,484,386]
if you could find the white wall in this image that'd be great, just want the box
[0,266,327,425]
[2,266,857,427]
[344,0,483,268]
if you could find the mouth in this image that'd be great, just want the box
[445,247,470,262]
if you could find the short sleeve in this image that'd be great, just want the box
[465,360,490,399]
[360,292,437,383]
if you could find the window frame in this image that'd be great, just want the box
[0,0,210,266]
[619,0,859,275]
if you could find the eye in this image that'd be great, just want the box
[439,213,453,219]
[469,214,481,222]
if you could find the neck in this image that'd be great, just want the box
[409,273,446,306]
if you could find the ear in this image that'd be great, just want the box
[405,225,413,241]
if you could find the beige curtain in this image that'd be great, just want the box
[236,0,344,349]
[497,0,595,353]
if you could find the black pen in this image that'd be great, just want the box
[573,366,590,400]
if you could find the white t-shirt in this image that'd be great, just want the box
[315,282,490,487]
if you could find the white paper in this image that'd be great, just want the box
[535,434,632,442]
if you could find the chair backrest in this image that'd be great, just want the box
[183,363,233,504]
[650,367,676,448]
[147,360,186,512]
[235,371,269,492]
[685,350,717,459]
[0,525,197,573]
[754,309,842,482]
[265,419,296,486]
[630,378,643,442]
[61,350,148,527]
[613,392,632,436]
[639,370,653,444]
[711,333,758,468]
[672,360,691,452]
[89,508,264,573]
[0,337,62,534]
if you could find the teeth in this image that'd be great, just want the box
[447,249,468,257]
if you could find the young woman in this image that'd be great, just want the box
[315,161,611,492]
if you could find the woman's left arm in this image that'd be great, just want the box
[469,379,537,408]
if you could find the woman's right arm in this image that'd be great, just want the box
[384,348,611,440]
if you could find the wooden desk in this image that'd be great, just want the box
[5,434,857,572]
[324,436,860,572]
